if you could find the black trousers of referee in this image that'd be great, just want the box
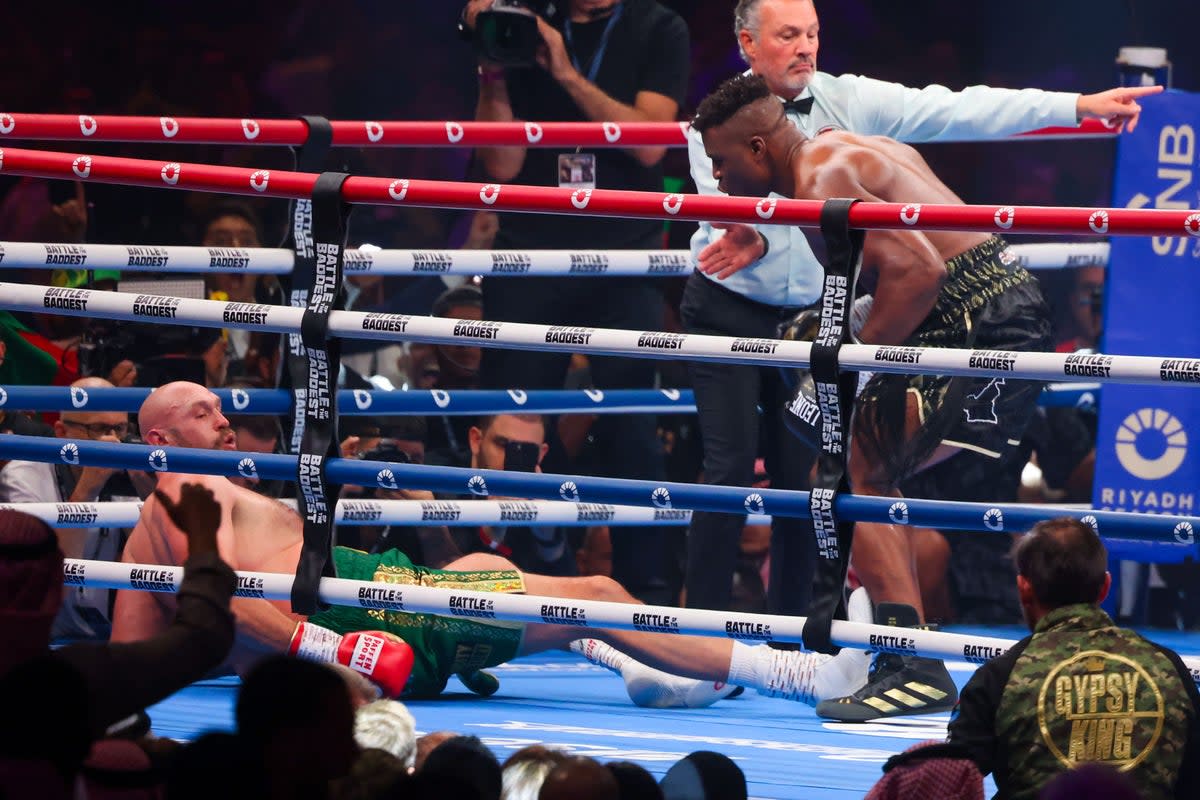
[480,236,675,606]
[679,272,819,614]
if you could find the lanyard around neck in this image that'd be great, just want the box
[563,4,624,84]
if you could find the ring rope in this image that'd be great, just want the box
[0,386,697,416]
[0,113,1118,148]
[0,435,1194,551]
[0,384,1089,417]
[62,556,1200,686]
[0,241,1109,275]
[5,281,1199,387]
[0,499,768,529]
[1,146,1196,237]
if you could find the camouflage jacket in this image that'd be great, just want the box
[947,604,1200,799]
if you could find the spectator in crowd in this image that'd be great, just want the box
[416,283,486,466]
[331,748,410,800]
[0,376,145,639]
[502,746,570,800]
[863,741,983,800]
[352,700,417,773]
[682,0,1162,623]
[421,735,502,800]
[0,485,236,795]
[659,751,747,800]
[236,656,360,800]
[605,761,664,800]
[948,518,1199,799]
[462,0,690,606]
[413,732,458,772]
[538,755,619,800]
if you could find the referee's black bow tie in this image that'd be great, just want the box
[783,96,814,115]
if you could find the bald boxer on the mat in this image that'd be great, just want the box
[692,72,1058,720]
[112,380,872,706]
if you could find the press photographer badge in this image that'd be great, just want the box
[558,153,596,190]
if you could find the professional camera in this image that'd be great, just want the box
[77,320,139,381]
[469,0,557,67]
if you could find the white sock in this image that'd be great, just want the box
[569,638,630,673]
[571,639,734,709]
[725,587,874,706]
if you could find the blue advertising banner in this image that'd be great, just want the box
[1094,91,1200,543]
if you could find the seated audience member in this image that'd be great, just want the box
[864,741,983,800]
[949,518,1199,799]
[420,735,501,800]
[538,756,619,800]
[605,761,664,800]
[352,700,417,772]
[420,283,485,466]
[330,748,410,800]
[0,376,144,640]
[658,751,747,800]
[413,732,457,772]
[502,746,570,800]
[1038,763,1143,800]
[164,732,245,800]
[236,656,360,800]
[0,486,235,793]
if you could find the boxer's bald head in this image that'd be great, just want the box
[139,381,235,451]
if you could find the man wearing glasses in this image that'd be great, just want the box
[0,376,144,640]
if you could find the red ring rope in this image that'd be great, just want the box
[1,145,1195,238]
[0,113,1118,147]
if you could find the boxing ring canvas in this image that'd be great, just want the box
[142,625,1199,798]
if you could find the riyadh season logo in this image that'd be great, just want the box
[1089,210,1109,234]
[159,117,179,138]
[1115,408,1188,480]
[524,122,543,143]
[237,458,258,479]
[602,122,621,143]
[756,198,777,219]
[0,387,7,407]
[365,121,384,143]
[72,156,92,179]
[60,442,80,466]
[70,387,90,408]
[353,390,373,411]
[249,171,270,192]
[388,179,410,201]
[1174,521,1195,545]
[431,390,451,409]
[78,115,97,136]
[480,184,501,205]
[468,475,489,496]
[651,487,672,509]
[231,389,251,411]
[661,389,681,401]
[744,493,765,515]
[1185,213,1200,238]
[560,481,580,502]
[1080,514,1099,532]
[0,114,14,134]
[376,469,398,490]
[161,162,181,185]
[900,204,921,225]
[662,194,684,215]
[983,507,1004,531]
[507,389,527,405]
[571,188,593,209]
[994,206,1015,230]
[888,501,909,525]
[241,119,260,140]
[583,388,605,403]
[148,449,169,472]
[446,122,465,143]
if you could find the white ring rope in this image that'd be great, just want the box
[2,499,770,529]
[65,558,1200,686]
[0,241,1108,276]
[6,281,1198,386]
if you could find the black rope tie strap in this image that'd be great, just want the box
[291,170,351,615]
[801,198,864,655]
[283,115,334,453]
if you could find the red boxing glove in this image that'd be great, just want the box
[289,621,415,698]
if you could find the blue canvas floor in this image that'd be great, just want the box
[146,626,1199,799]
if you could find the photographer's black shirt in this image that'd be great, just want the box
[498,0,689,249]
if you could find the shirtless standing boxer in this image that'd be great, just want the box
[692,73,1054,720]
[113,381,871,706]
